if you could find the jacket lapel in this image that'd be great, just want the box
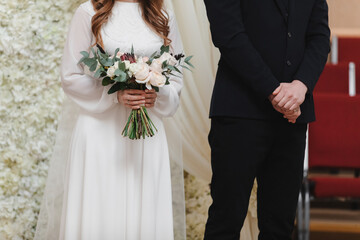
[273,0,289,23]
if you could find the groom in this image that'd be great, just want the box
[203,0,330,239]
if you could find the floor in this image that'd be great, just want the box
[295,207,360,240]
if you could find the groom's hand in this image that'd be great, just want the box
[269,92,302,123]
[271,80,308,111]
[283,108,301,123]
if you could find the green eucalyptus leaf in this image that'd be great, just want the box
[80,51,89,58]
[83,58,96,67]
[185,61,195,68]
[114,71,127,82]
[99,51,109,60]
[94,68,102,78]
[152,86,159,92]
[113,48,119,59]
[166,65,176,72]
[108,82,123,94]
[150,51,158,59]
[89,61,98,72]
[173,66,181,73]
[119,61,126,72]
[103,60,113,67]
[114,69,121,76]
[185,55,193,62]
[102,77,112,86]
[160,45,170,54]
[78,57,87,64]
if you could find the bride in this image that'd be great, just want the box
[35,0,183,239]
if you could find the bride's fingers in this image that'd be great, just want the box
[145,97,156,103]
[125,89,146,95]
[145,93,157,99]
[125,104,141,110]
[124,94,145,101]
[126,99,146,106]
[145,91,157,99]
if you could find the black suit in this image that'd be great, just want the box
[206,0,330,122]
[203,0,330,239]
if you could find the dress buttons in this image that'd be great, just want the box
[288,32,292,38]
[286,60,292,66]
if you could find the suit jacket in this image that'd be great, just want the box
[204,0,331,123]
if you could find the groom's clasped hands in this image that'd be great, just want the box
[269,80,308,123]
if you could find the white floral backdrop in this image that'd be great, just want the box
[0,0,211,239]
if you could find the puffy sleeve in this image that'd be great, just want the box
[60,5,118,114]
[151,11,184,118]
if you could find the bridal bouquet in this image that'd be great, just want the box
[79,45,193,140]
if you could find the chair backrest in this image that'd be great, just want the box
[315,63,349,94]
[309,94,360,169]
[331,36,359,94]
[338,37,360,63]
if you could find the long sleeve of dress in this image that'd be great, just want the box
[61,5,117,114]
[151,12,184,118]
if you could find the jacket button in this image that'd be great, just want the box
[287,60,292,66]
[288,32,292,38]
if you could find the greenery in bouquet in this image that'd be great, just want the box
[79,45,193,140]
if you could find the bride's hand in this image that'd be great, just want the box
[117,89,146,109]
[144,89,157,108]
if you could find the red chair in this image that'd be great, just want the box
[333,36,359,94]
[338,37,360,63]
[315,63,350,94]
[297,93,360,240]
[309,93,360,172]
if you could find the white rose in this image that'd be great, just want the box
[168,56,178,66]
[106,66,116,78]
[123,60,131,70]
[149,71,166,88]
[129,63,141,76]
[150,59,163,73]
[143,57,149,63]
[134,63,150,83]
[159,52,177,66]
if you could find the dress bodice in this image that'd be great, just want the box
[83,1,164,57]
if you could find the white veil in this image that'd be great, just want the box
[34,96,186,240]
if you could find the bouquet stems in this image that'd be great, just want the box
[122,106,158,140]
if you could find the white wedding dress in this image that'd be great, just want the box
[35,1,183,240]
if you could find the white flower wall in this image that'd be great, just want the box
[184,174,212,240]
[0,0,83,238]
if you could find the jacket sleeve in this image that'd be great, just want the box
[203,0,280,99]
[294,0,331,93]
[151,11,184,118]
[61,5,118,114]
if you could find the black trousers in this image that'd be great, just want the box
[204,117,307,240]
